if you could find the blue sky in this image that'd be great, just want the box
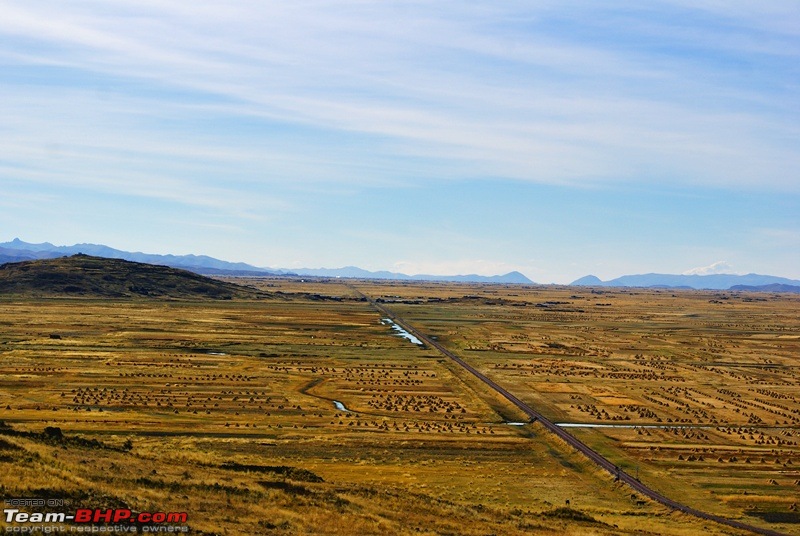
[1,1,798,283]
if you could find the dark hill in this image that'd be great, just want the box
[730,283,800,293]
[0,255,263,299]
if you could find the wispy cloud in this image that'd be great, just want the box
[1,1,798,280]
[2,1,798,192]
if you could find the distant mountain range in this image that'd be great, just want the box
[284,265,533,284]
[0,238,271,275]
[571,273,800,292]
[5,239,796,291]
[0,238,534,284]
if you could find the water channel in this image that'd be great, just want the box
[381,318,424,345]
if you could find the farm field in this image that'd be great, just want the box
[0,277,797,534]
[348,278,800,534]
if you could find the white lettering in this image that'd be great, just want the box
[4,509,20,522]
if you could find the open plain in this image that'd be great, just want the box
[0,276,798,534]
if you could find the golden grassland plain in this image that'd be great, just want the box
[0,277,797,535]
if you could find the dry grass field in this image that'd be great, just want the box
[0,276,796,534]
[346,279,800,534]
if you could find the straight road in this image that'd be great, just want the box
[352,286,786,536]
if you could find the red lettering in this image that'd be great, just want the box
[113,509,132,523]
[167,513,188,523]
[94,509,113,523]
[74,508,187,525]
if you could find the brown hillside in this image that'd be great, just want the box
[0,254,263,299]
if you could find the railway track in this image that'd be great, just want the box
[353,286,787,536]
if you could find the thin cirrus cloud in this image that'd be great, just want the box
[2,1,798,193]
[1,1,798,281]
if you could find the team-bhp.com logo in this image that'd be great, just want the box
[4,504,188,533]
